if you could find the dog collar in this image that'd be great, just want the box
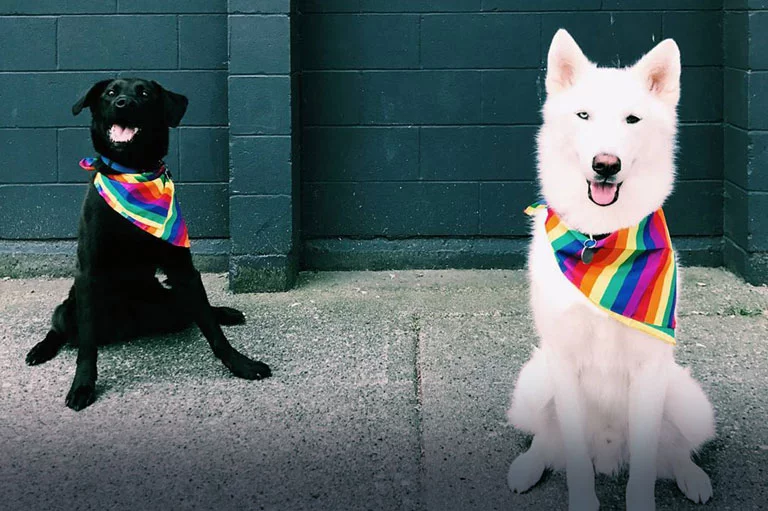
[525,201,677,344]
[80,156,190,248]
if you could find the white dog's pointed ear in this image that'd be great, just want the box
[546,29,592,94]
[632,39,681,106]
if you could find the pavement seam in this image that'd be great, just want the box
[410,312,428,511]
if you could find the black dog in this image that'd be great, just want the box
[25,78,271,411]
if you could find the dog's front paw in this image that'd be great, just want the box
[507,452,545,493]
[224,351,271,380]
[214,306,246,326]
[26,342,57,366]
[65,382,96,411]
[675,462,712,504]
[65,366,97,411]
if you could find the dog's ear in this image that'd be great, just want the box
[632,39,681,107]
[545,29,592,95]
[72,80,112,116]
[153,81,189,127]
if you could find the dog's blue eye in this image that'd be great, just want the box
[576,112,589,120]
[626,115,640,124]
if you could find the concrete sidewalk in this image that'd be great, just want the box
[1,268,766,511]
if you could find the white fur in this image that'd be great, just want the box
[507,30,715,510]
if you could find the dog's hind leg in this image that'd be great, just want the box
[507,349,564,493]
[26,285,77,365]
[163,252,270,380]
[657,364,714,504]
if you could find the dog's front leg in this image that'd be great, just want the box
[626,361,669,511]
[65,275,101,411]
[167,266,270,380]
[547,351,599,511]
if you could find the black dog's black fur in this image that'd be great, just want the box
[25,78,271,411]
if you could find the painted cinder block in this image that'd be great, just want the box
[747,11,768,70]
[0,72,115,128]
[541,12,661,68]
[603,0,723,9]
[230,195,293,254]
[663,12,723,66]
[421,14,539,69]
[359,0,481,11]
[724,125,768,192]
[0,129,57,183]
[420,126,537,181]
[229,76,291,134]
[230,136,292,195]
[724,12,748,70]
[301,14,419,70]
[179,15,228,69]
[229,15,290,74]
[483,0,600,10]
[0,185,85,238]
[665,181,723,237]
[302,127,418,182]
[178,127,228,182]
[230,0,290,14]
[479,181,538,236]
[481,69,542,124]
[118,0,226,13]
[0,17,56,71]
[676,124,723,181]
[301,72,362,125]
[679,67,723,123]
[175,183,229,238]
[58,16,177,70]
[299,0,360,12]
[302,182,480,237]
[0,0,116,14]
[360,71,482,125]
[723,68,748,129]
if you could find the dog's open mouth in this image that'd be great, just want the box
[109,124,140,144]
[587,180,622,207]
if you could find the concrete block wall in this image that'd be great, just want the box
[0,0,231,273]
[1,0,767,288]
[298,0,726,270]
[723,0,768,283]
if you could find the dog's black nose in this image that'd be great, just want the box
[592,153,621,177]
[115,97,128,108]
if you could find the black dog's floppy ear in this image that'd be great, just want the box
[72,80,112,116]
[153,81,188,127]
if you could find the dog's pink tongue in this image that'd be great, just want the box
[110,125,137,142]
[590,181,618,206]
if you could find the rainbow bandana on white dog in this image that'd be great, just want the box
[525,202,677,344]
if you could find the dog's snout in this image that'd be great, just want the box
[115,96,129,108]
[592,153,621,177]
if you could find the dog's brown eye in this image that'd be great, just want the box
[106,90,116,96]
[626,115,641,124]
[576,111,589,120]
[140,90,149,97]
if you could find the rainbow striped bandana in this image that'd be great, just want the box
[525,202,677,344]
[80,156,190,248]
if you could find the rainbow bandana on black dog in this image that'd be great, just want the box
[525,202,677,344]
[80,156,190,248]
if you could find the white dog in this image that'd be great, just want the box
[507,30,715,511]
